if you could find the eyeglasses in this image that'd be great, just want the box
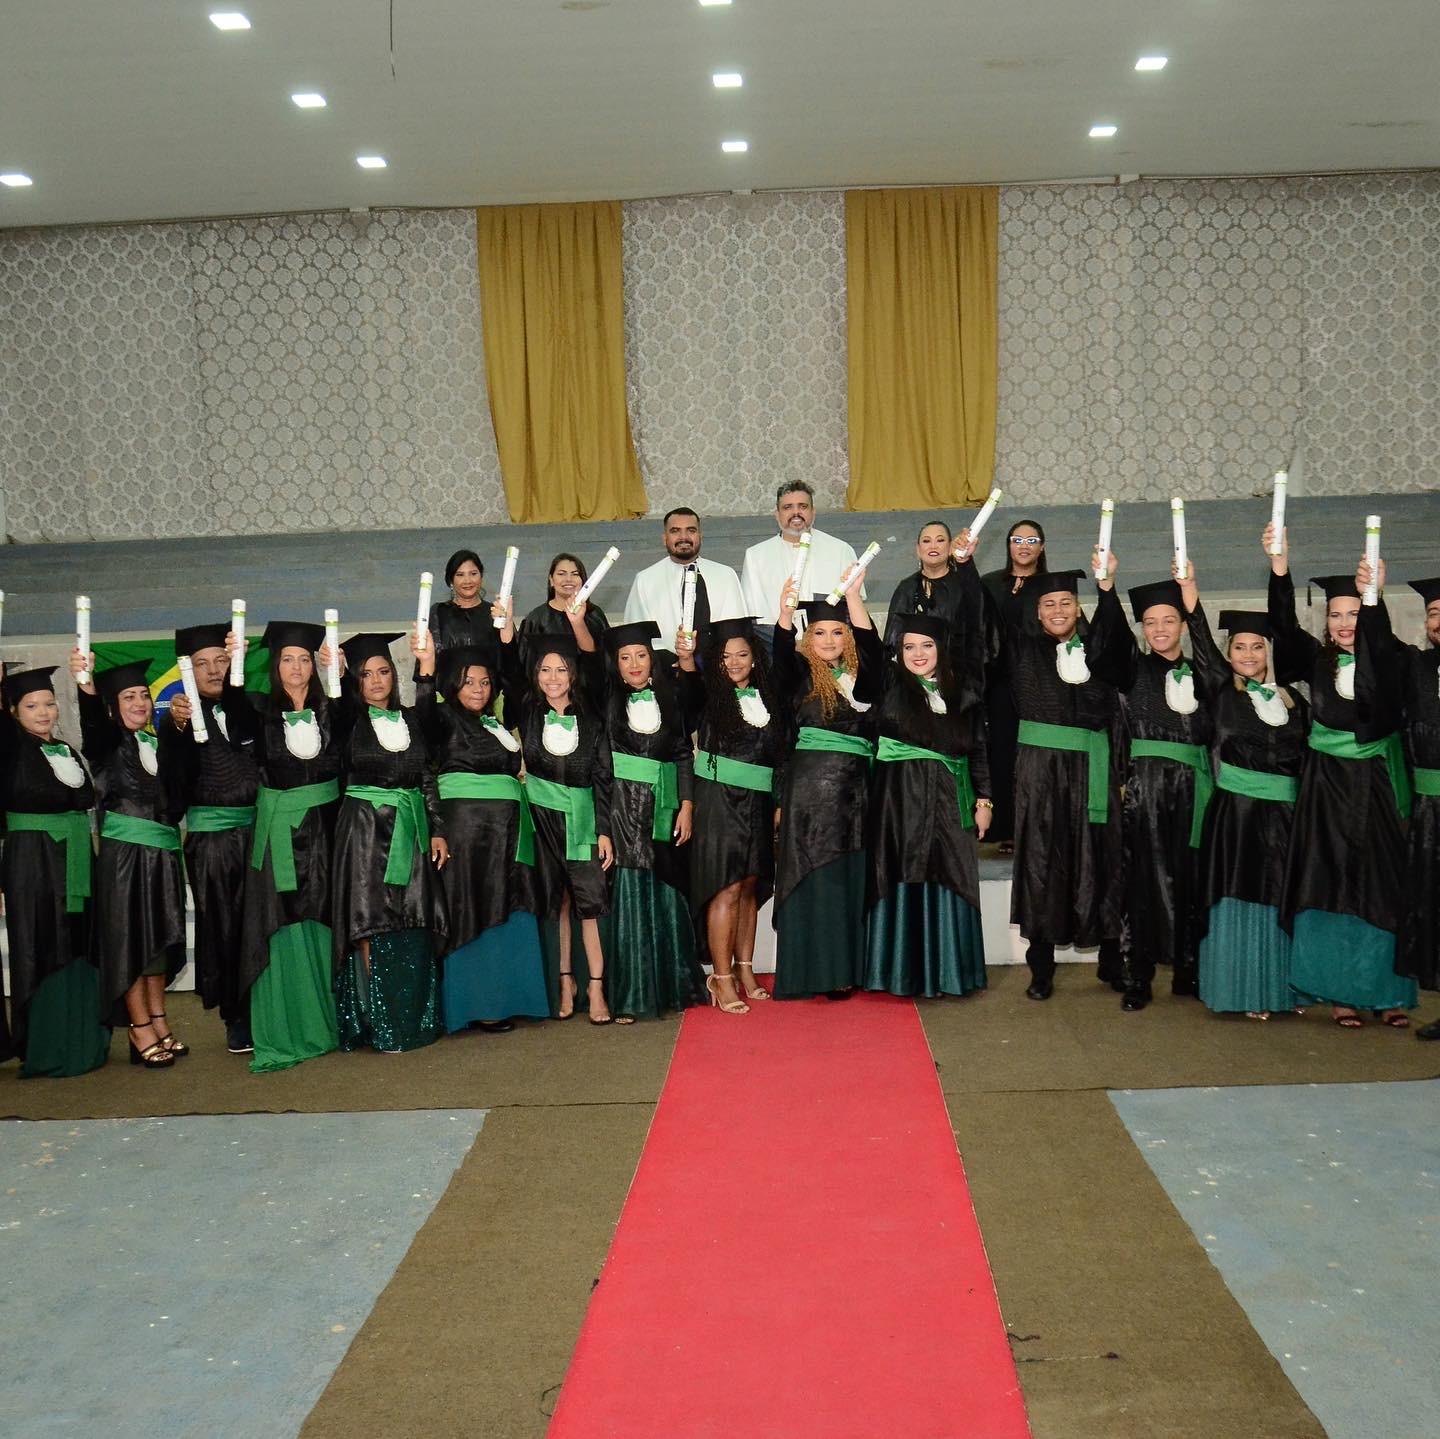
[1010,536,1042,547]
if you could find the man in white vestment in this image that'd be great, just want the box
[740,481,861,625]
[624,507,747,646]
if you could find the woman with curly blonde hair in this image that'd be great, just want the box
[770,577,882,998]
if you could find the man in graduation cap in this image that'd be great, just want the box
[1355,563,1440,1036]
[1091,563,1218,1010]
[1004,558,1130,999]
[162,622,260,1053]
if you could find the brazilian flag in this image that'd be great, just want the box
[92,640,273,719]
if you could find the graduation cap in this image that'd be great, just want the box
[891,612,949,644]
[1128,580,1184,623]
[340,632,404,670]
[529,632,581,664]
[3,665,58,705]
[1217,610,1273,639]
[603,620,661,653]
[262,620,325,654]
[174,623,229,658]
[798,598,850,625]
[1407,577,1440,607]
[700,617,760,648]
[1309,575,1360,602]
[96,661,152,700]
[439,643,500,691]
[1030,569,1087,600]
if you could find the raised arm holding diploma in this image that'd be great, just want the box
[495,547,519,629]
[1094,500,1115,582]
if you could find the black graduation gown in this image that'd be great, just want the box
[518,601,609,671]
[159,683,259,1021]
[1005,596,1127,948]
[883,567,976,650]
[1358,602,1440,986]
[415,667,535,952]
[515,683,614,922]
[238,700,343,993]
[1270,571,1407,936]
[686,667,787,922]
[0,719,95,1055]
[772,623,884,911]
[980,568,1046,843]
[427,599,495,657]
[1093,589,1217,992]
[331,689,448,966]
[603,659,694,893]
[79,691,187,1023]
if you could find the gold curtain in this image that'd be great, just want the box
[844,186,999,511]
[476,201,647,524]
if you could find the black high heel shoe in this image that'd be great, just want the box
[150,1011,189,1056]
[129,1022,176,1068]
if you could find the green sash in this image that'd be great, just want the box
[100,812,182,852]
[1414,767,1440,799]
[5,810,93,913]
[344,784,430,886]
[1308,721,1413,819]
[1129,738,1215,848]
[525,774,599,861]
[794,726,875,760]
[1017,719,1111,824]
[611,752,680,842]
[185,804,257,834]
[694,749,774,795]
[436,772,535,865]
[251,779,341,893]
[1216,762,1299,804]
[875,737,976,827]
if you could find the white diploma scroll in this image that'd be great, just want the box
[178,655,209,744]
[783,532,813,609]
[1269,472,1287,557]
[416,572,433,641]
[680,566,697,635]
[955,489,1002,558]
[1094,499,1115,581]
[826,542,882,605]
[494,546,519,629]
[1364,515,1381,607]
[1171,497,1189,579]
[324,608,341,700]
[230,599,246,687]
[75,596,92,687]
[569,547,620,614]
[0,589,5,643]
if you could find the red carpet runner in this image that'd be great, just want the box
[548,991,1031,1438]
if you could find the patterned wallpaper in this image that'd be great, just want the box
[2,175,1438,543]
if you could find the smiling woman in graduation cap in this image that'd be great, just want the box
[72,648,189,1069]
[239,620,343,1072]
[1265,521,1415,1028]
[1354,561,1440,1034]
[0,664,108,1077]
[326,631,448,1054]
[770,574,884,1000]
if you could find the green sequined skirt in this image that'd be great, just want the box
[337,927,441,1053]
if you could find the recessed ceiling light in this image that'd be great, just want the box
[712,72,743,88]
[1089,124,1118,138]
[291,92,327,109]
[698,0,732,7]
[1135,55,1168,71]
[208,11,251,30]
[0,172,34,187]
[721,139,748,154]
[356,155,388,169]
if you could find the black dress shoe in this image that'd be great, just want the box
[825,989,855,1001]
[1025,980,1053,1001]
[474,1020,516,1033]
[1416,1019,1440,1041]
[1121,988,1151,1012]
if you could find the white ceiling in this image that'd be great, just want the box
[2,0,1438,230]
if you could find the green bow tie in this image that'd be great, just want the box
[627,688,655,704]
[368,705,400,720]
[734,686,758,700]
[136,729,158,751]
[831,666,848,680]
[919,676,939,692]
[41,741,70,758]
[1170,661,1192,680]
[546,711,577,731]
[1337,653,1356,669]
[1064,634,1085,653]
[481,715,506,731]
[284,709,314,726]
[1246,679,1277,701]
